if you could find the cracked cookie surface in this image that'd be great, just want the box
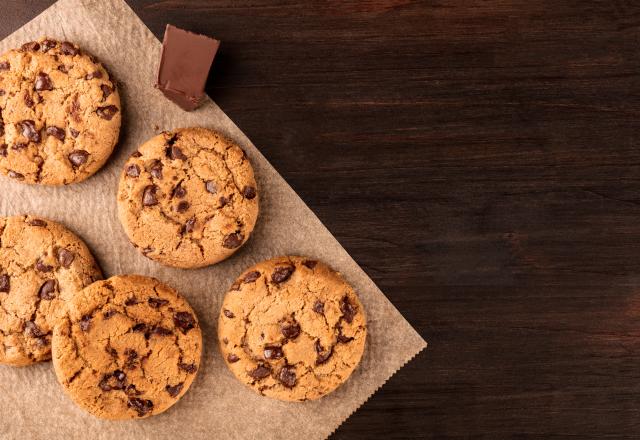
[0,215,102,366]
[52,275,202,420]
[0,38,121,185]
[117,127,259,268]
[218,256,367,401]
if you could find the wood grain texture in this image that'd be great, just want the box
[3,0,640,438]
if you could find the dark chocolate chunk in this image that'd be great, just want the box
[69,95,81,122]
[242,186,256,199]
[340,295,357,323]
[156,25,220,111]
[69,127,79,138]
[165,383,184,398]
[337,326,355,344]
[0,144,6,157]
[142,185,159,206]
[24,91,34,108]
[128,397,153,417]
[126,164,140,177]
[148,297,169,308]
[172,184,186,198]
[124,348,138,369]
[79,315,92,332]
[149,160,163,179]
[278,366,297,388]
[60,41,78,56]
[57,65,69,73]
[8,170,24,180]
[68,150,89,168]
[103,309,117,319]
[151,326,172,336]
[125,384,141,396]
[0,61,10,70]
[312,300,324,315]
[205,180,217,194]
[21,41,40,51]
[219,196,229,207]
[315,340,333,365]
[280,321,301,339]
[12,142,27,151]
[28,219,46,227]
[0,274,9,292]
[227,353,239,363]
[248,364,271,380]
[41,39,56,51]
[131,323,146,332]
[46,126,65,141]
[34,72,53,91]
[19,120,40,143]
[243,271,261,284]
[271,264,295,284]
[125,297,139,306]
[173,311,196,333]
[303,260,318,269]
[57,248,75,267]
[0,89,5,96]
[178,362,197,374]
[38,279,57,300]
[85,70,103,80]
[24,321,44,338]
[222,232,244,249]
[35,259,53,272]
[223,309,234,319]
[168,146,186,160]
[96,105,119,120]
[100,84,112,100]
[263,345,284,360]
[176,201,189,213]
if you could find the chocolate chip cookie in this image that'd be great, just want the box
[52,275,202,419]
[218,256,367,401]
[0,38,121,185]
[117,127,259,268]
[0,215,102,366]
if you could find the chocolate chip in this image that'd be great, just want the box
[219,196,229,207]
[85,70,103,80]
[303,260,318,269]
[60,42,78,56]
[24,91,34,108]
[184,217,196,233]
[57,65,69,73]
[271,265,295,284]
[0,122,4,138]
[149,161,163,179]
[227,353,239,363]
[151,326,172,336]
[12,142,27,151]
[174,311,196,333]
[38,279,57,300]
[131,323,146,332]
[57,248,75,268]
[178,362,197,374]
[340,295,357,323]
[263,345,284,360]
[125,384,141,396]
[124,349,138,369]
[0,275,9,292]
[100,84,112,100]
[223,309,235,319]
[172,184,186,198]
[8,170,24,180]
[35,259,53,272]
[142,185,159,206]
[34,72,53,91]
[70,95,81,121]
[68,150,89,168]
[0,61,9,70]
[0,145,6,157]
[165,383,183,398]
[242,186,257,199]
[205,181,217,194]
[103,309,116,319]
[25,321,44,338]
[312,300,324,315]
[19,120,40,143]
[107,346,118,358]
[168,146,187,160]
[248,364,271,380]
[222,232,244,249]
[28,219,46,227]
[126,164,140,177]
[243,271,261,284]
[21,41,40,51]
[128,397,153,417]
[315,340,333,365]
[0,89,4,96]
[96,105,119,120]
[69,127,79,138]
[148,297,169,308]
[281,322,301,339]
[41,39,56,51]
[125,297,139,306]
[45,126,65,141]
[176,201,189,213]
[79,315,92,332]
[337,326,355,344]
[278,366,297,388]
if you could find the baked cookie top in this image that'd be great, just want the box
[52,275,202,420]
[0,38,121,185]
[218,256,367,401]
[0,215,102,366]
[117,127,259,269]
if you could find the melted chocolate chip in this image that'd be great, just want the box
[69,95,81,121]
[8,170,24,180]
[176,201,189,213]
[57,248,75,268]
[248,364,272,380]
[19,120,40,143]
[125,384,141,396]
[0,145,6,157]
[281,321,301,339]
[303,260,318,269]
[243,271,261,284]
[142,185,159,206]
[168,146,187,160]
[124,348,138,369]
[271,264,295,284]
[24,321,43,338]
[126,164,140,177]
[151,326,172,336]
[227,353,239,363]
[96,105,119,120]
[278,366,297,388]
[60,41,78,56]
[263,345,284,360]
[148,297,169,308]
[242,186,257,199]
[312,300,324,315]
[131,323,146,332]
[205,181,217,194]
[173,312,196,333]
[184,217,196,233]
[79,315,92,332]
[85,70,103,80]
[172,184,186,198]
[219,196,229,207]
[38,279,57,300]
[34,72,53,91]
[337,329,355,344]
[315,340,333,365]
[0,61,9,70]
[0,274,9,292]
[68,150,89,168]
[223,309,234,319]
[41,39,56,51]
[21,41,40,51]
[45,126,65,141]
[149,161,163,179]
[0,89,4,96]
[100,84,112,100]
[57,65,69,73]
[340,295,357,323]
[12,142,27,151]
[103,309,117,319]
[222,232,244,249]
[35,259,53,272]
[128,397,154,417]
[69,127,79,138]
[28,219,46,227]
[178,362,197,374]
[125,297,139,306]
[24,91,34,108]
[165,382,184,398]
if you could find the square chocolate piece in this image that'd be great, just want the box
[156,24,220,111]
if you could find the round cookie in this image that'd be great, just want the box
[52,275,202,419]
[0,38,121,185]
[0,215,102,366]
[117,127,259,269]
[218,256,367,401]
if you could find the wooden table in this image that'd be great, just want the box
[5,1,640,438]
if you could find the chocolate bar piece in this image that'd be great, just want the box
[156,24,220,111]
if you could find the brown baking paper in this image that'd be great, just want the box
[0,0,427,438]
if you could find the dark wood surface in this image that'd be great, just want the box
[4,1,640,438]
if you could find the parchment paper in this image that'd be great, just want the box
[0,0,427,438]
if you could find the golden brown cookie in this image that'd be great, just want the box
[117,127,259,268]
[52,275,202,420]
[0,38,121,185]
[218,256,367,401]
[0,215,102,366]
